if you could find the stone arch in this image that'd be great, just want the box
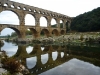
[60,20,64,28]
[41,46,45,51]
[26,57,36,69]
[25,29,33,39]
[52,52,58,61]
[51,18,57,27]
[66,20,71,32]
[40,16,47,27]
[61,30,66,35]
[4,3,8,7]
[28,28,38,38]
[26,46,33,54]
[61,52,64,58]
[52,29,59,36]
[41,54,48,64]
[42,46,50,52]
[0,10,19,25]
[9,27,21,38]
[1,27,21,38]
[41,29,50,37]
[25,14,35,25]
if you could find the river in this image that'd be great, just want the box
[1,41,100,75]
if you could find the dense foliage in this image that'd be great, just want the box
[71,7,100,32]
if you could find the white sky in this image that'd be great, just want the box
[0,0,100,36]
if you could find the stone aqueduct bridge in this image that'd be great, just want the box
[0,0,72,42]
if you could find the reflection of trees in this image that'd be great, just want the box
[13,44,100,75]
[69,45,100,59]
[67,44,100,67]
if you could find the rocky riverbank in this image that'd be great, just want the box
[5,32,100,44]
[0,51,29,75]
[32,32,100,44]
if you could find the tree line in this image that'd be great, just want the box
[70,7,100,32]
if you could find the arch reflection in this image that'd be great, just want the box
[26,57,36,69]
[1,42,100,75]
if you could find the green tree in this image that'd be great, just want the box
[71,7,100,32]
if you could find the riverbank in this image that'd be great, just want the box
[32,32,100,44]
[4,32,100,44]
[0,51,29,75]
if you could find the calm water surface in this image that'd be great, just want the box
[1,41,100,75]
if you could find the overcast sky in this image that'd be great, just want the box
[0,0,100,36]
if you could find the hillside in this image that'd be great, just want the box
[70,7,100,32]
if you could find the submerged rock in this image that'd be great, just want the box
[14,72,23,75]
[18,64,29,74]
[0,68,7,75]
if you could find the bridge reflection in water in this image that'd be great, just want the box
[12,43,100,75]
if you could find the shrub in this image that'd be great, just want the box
[1,57,20,74]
